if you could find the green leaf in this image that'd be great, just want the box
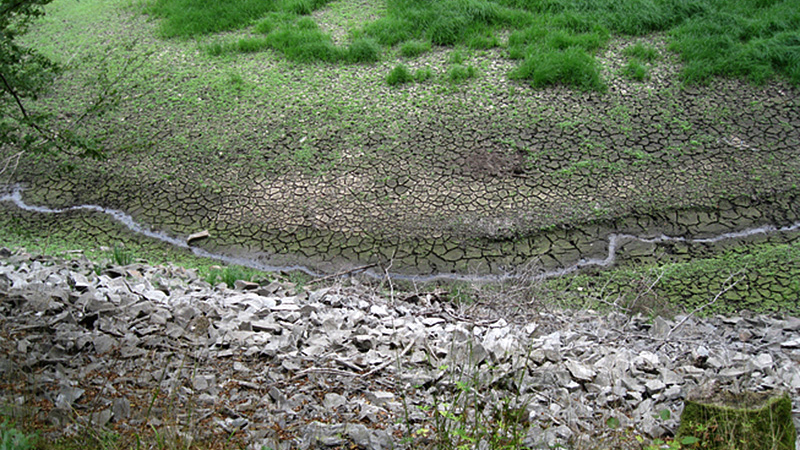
[681,436,699,445]
[606,416,620,429]
[658,408,671,420]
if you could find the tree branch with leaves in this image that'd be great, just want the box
[1,0,141,184]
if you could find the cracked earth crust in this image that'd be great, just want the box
[2,3,800,278]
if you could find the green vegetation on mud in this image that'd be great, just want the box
[545,240,800,316]
[2,202,798,316]
[143,0,800,88]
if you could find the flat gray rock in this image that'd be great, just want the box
[566,360,596,382]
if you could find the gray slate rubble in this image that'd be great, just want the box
[0,248,798,449]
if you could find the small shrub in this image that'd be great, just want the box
[386,64,415,85]
[447,64,476,82]
[0,420,34,450]
[623,59,649,81]
[347,37,381,63]
[400,40,431,57]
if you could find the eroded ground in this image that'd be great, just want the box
[1,0,799,278]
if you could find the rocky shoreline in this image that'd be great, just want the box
[0,248,798,449]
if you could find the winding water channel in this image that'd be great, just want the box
[3,184,799,283]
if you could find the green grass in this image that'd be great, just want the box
[623,43,660,62]
[0,421,34,450]
[263,21,344,62]
[111,243,134,266]
[414,66,434,81]
[545,240,800,316]
[447,64,477,83]
[204,265,264,288]
[142,0,280,38]
[510,47,606,91]
[669,0,800,84]
[204,11,381,63]
[387,63,414,85]
[400,40,431,58]
[364,0,526,46]
[141,0,800,88]
[346,37,382,63]
[623,59,650,81]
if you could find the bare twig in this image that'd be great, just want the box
[666,271,745,339]
[360,340,414,379]
[622,268,666,327]
[307,263,377,285]
[293,367,358,379]
[0,150,23,181]
[384,252,395,306]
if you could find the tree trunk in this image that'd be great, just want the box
[677,389,796,450]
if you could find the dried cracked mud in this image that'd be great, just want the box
[2,9,799,284]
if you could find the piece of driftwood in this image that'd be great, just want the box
[186,230,210,245]
[677,388,795,450]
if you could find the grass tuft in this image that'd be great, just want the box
[415,67,434,81]
[143,0,279,38]
[400,40,432,58]
[623,43,660,61]
[386,64,415,85]
[623,59,650,81]
[510,47,606,91]
[111,244,134,266]
[204,265,260,288]
[264,25,344,62]
[447,64,477,82]
[347,37,382,63]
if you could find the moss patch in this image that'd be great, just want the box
[677,390,796,450]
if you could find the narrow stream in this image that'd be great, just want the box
[2,184,799,282]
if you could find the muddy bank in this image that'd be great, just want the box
[3,184,799,279]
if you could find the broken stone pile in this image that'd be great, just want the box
[0,248,798,449]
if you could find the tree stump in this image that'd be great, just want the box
[677,389,796,450]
